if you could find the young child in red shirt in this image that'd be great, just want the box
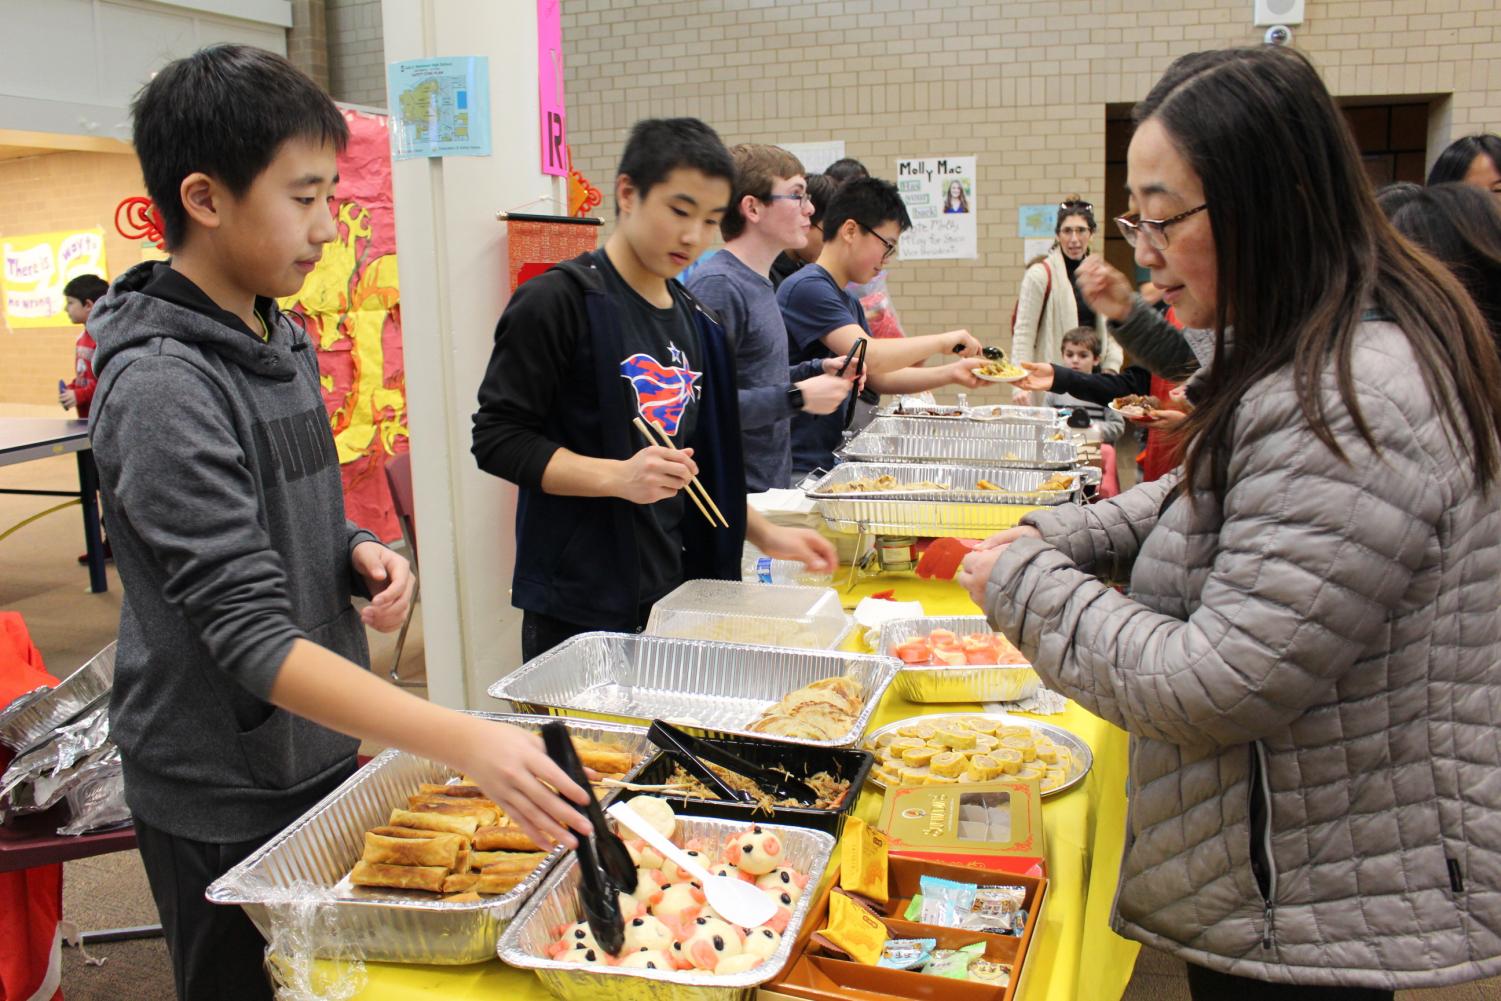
[59,274,109,419]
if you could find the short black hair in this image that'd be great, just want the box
[63,274,109,304]
[616,118,734,211]
[821,176,911,242]
[131,44,349,249]
[824,158,869,185]
[1428,134,1501,186]
[806,173,836,228]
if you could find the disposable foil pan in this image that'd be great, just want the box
[0,642,115,752]
[499,815,836,1001]
[489,633,900,750]
[964,403,1065,425]
[858,416,1069,442]
[805,462,1080,538]
[880,616,1041,703]
[863,712,1093,798]
[206,713,651,965]
[839,432,1081,469]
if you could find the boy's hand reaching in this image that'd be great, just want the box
[352,541,415,631]
[459,720,591,850]
[59,389,78,409]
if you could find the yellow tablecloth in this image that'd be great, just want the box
[334,576,1138,1001]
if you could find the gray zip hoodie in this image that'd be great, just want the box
[88,261,376,843]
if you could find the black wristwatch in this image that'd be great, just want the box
[787,385,805,411]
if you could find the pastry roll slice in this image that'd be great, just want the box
[572,741,636,775]
[370,824,457,840]
[479,851,549,877]
[441,872,480,894]
[388,808,479,837]
[406,796,501,827]
[476,871,529,894]
[473,825,543,852]
[350,860,447,893]
[419,782,485,798]
[361,831,464,869]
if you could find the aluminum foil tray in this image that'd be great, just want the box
[863,712,1093,798]
[0,642,115,752]
[645,580,853,650]
[489,633,900,750]
[859,416,1068,442]
[206,713,651,965]
[880,616,1041,703]
[964,403,1066,425]
[839,431,1080,469]
[806,462,1079,538]
[499,815,836,1001]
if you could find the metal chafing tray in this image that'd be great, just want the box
[880,615,1041,703]
[498,814,836,1001]
[488,633,900,750]
[805,462,1082,538]
[0,642,115,752]
[840,416,1081,468]
[205,713,652,965]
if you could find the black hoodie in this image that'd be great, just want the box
[88,261,376,843]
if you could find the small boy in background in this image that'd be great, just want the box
[58,273,108,418]
[1045,326,1123,443]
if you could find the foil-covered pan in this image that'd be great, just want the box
[498,814,836,1001]
[863,712,1093,798]
[839,431,1081,469]
[206,713,652,965]
[879,616,1041,703]
[489,634,900,750]
[0,641,115,752]
[805,462,1081,538]
[964,403,1066,425]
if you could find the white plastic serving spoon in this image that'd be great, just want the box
[606,801,777,929]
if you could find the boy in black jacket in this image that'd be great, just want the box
[89,46,589,1001]
[472,118,836,658]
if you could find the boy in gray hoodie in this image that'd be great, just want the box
[89,45,589,1001]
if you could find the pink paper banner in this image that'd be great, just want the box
[538,0,568,176]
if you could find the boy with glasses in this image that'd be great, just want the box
[776,176,985,475]
[688,144,859,490]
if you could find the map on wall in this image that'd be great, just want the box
[387,56,492,159]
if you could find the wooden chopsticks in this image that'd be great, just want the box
[632,417,729,528]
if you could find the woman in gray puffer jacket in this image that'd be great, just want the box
[959,47,1501,1000]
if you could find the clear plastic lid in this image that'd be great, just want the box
[645,579,853,650]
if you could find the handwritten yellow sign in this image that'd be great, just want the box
[2,227,109,329]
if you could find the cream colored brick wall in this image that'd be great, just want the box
[0,152,144,406]
[561,0,1501,401]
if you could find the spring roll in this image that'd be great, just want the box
[388,808,479,838]
[473,825,543,852]
[360,831,464,869]
[350,860,447,893]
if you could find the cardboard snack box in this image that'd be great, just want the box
[878,779,1045,877]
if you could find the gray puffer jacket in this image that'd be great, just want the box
[982,319,1501,989]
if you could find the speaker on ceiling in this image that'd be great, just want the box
[1254,0,1304,27]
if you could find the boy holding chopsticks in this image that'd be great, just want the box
[473,118,836,659]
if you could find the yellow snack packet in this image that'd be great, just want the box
[821,889,889,965]
[840,815,890,904]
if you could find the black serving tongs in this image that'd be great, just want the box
[649,720,820,807]
[541,721,636,955]
[956,342,1008,361]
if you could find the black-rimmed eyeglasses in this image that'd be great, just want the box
[1114,204,1207,250]
[859,223,898,261]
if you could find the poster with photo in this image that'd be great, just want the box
[894,156,977,260]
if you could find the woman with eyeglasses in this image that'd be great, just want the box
[1009,195,1124,382]
[961,45,1501,1000]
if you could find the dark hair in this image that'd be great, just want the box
[1136,47,1501,499]
[130,44,349,250]
[1427,134,1501,186]
[824,158,869,185]
[821,176,912,242]
[1384,182,1501,345]
[721,143,805,241]
[1056,194,1096,234]
[1374,181,1424,217]
[1060,326,1101,357]
[617,118,734,213]
[806,173,836,228]
[63,274,109,304]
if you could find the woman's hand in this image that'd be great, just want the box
[1075,256,1134,323]
[457,720,591,850]
[957,526,1042,608]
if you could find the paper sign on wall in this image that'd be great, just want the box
[895,156,977,261]
[1018,204,1058,238]
[781,140,846,176]
[537,0,568,176]
[387,56,492,160]
[2,228,108,329]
